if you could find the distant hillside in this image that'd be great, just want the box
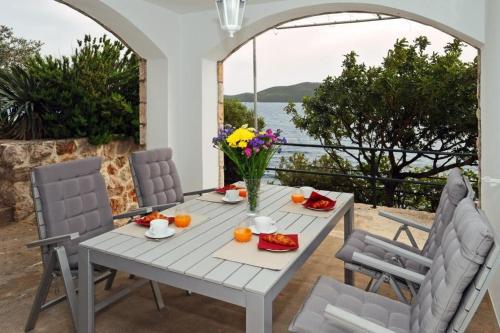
[225,82,320,103]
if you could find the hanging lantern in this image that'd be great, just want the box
[216,0,246,38]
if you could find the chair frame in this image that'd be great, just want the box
[342,173,476,303]
[291,200,499,333]
[25,171,165,332]
[325,244,499,333]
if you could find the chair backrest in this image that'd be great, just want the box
[31,157,114,267]
[420,168,470,259]
[129,148,184,207]
[410,198,495,333]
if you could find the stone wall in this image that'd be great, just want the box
[0,138,143,224]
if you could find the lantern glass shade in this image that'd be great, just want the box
[216,0,246,37]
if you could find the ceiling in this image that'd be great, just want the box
[145,0,283,14]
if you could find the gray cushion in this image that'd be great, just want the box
[409,198,494,333]
[289,275,411,333]
[336,168,468,274]
[291,198,494,333]
[336,230,424,273]
[420,168,468,259]
[34,157,114,267]
[130,148,183,207]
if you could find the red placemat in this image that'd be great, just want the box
[303,191,336,210]
[258,234,299,251]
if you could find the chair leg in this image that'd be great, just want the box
[55,246,78,330]
[150,281,165,311]
[25,251,56,332]
[104,269,117,290]
[388,277,410,304]
[404,227,419,248]
[368,274,385,293]
[392,226,405,242]
[365,278,374,292]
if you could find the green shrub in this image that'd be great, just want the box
[0,35,139,145]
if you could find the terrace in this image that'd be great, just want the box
[1,204,496,332]
[0,1,499,332]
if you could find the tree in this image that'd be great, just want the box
[0,34,139,144]
[0,25,42,68]
[224,98,265,130]
[285,37,478,206]
[223,99,265,183]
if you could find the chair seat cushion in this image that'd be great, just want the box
[289,275,411,333]
[336,230,426,274]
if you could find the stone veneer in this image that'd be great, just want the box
[0,138,143,224]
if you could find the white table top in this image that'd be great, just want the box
[80,184,354,296]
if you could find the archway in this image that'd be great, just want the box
[219,12,480,208]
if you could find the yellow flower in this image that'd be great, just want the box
[226,127,255,148]
[238,141,248,148]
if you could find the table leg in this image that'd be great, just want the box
[246,293,272,333]
[78,247,95,333]
[344,206,354,285]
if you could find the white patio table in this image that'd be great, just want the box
[77,184,354,333]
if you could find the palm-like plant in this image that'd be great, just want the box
[0,65,46,140]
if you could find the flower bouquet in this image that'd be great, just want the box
[213,125,286,215]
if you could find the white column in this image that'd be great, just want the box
[201,59,220,190]
[146,58,170,149]
[480,0,500,323]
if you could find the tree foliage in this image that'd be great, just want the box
[0,25,42,68]
[0,35,139,144]
[284,37,478,206]
[224,98,265,130]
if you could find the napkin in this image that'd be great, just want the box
[303,191,336,210]
[215,184,238,194]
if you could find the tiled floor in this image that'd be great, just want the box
[0,204,498,332]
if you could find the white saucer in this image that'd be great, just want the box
[145,227,176,239]
[222,197,244,204]
[250,225,278,235]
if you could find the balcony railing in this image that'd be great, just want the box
[265,142,478,209]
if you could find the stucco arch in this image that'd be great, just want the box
[57,0,166,59]
[202,1,484,62]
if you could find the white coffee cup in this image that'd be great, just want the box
[300,186,314,198]
[254,216,275,233]
[149,219,169,237]
[225,189,240,201]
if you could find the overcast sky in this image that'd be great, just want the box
[0,2,477,95]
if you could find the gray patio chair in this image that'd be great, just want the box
[129,147,215,211]
[336,168,474,301]
[290,197,498,333]
[25,157,165,332]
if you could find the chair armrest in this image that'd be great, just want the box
[352,252,425,285]
[27,232,80,248]
[324,304,397,333]
[364,236,433,268]
[379,210,431,233]
[183,188,216,196]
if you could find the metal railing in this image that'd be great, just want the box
[265,142,478,208]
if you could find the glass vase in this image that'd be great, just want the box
[244,178,261,217]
